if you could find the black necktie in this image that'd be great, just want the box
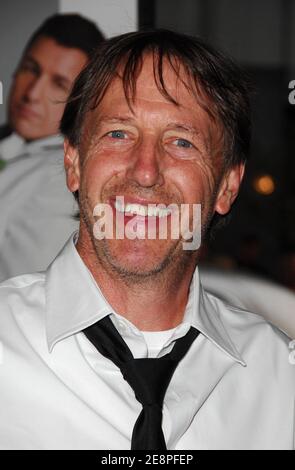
[84,316,199,450]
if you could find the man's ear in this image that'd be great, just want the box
[214,163,245,215]
[64,139,80,192]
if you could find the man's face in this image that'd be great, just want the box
[8,36,88,141]
[65,56,244,278]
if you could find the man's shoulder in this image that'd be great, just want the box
[0,272,46,323]
[0,272,49,367]
[210,289,288,341]
[207,290,295,379]
[0,271,45,287]
[200,267,295,337]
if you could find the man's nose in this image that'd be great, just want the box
[126,139,164,188]
[24,76,46,102]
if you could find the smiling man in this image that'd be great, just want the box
[0,30,294,450]
[0,14,104,281]
[64,51,242,330]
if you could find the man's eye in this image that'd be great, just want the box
[174,138,193,148]
[53,79,68,92]
[19,63,38,75]
[108,130,126,139]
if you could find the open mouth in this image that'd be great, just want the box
[103,196,177,240]
[113,199,172,218]
[93,197,198,244]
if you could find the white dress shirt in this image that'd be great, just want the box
[0,132,78,282]
[0,233,294,450]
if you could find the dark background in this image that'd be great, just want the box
[139,0,295,290]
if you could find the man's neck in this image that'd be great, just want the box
[76,231,197,332]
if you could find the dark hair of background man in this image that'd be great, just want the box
[24,14,105,59]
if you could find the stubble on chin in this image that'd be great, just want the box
[79,195,193,286]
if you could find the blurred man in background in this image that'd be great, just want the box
[0,14,104,281]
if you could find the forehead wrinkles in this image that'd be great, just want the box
[82,51,217,121]
[122,53,226,159]
[79,54,224,156]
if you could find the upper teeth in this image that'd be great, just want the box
[114,200,171,218]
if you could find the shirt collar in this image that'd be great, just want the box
[0,132,63,162]
[45,232,246,366]
[45,232,114,352]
